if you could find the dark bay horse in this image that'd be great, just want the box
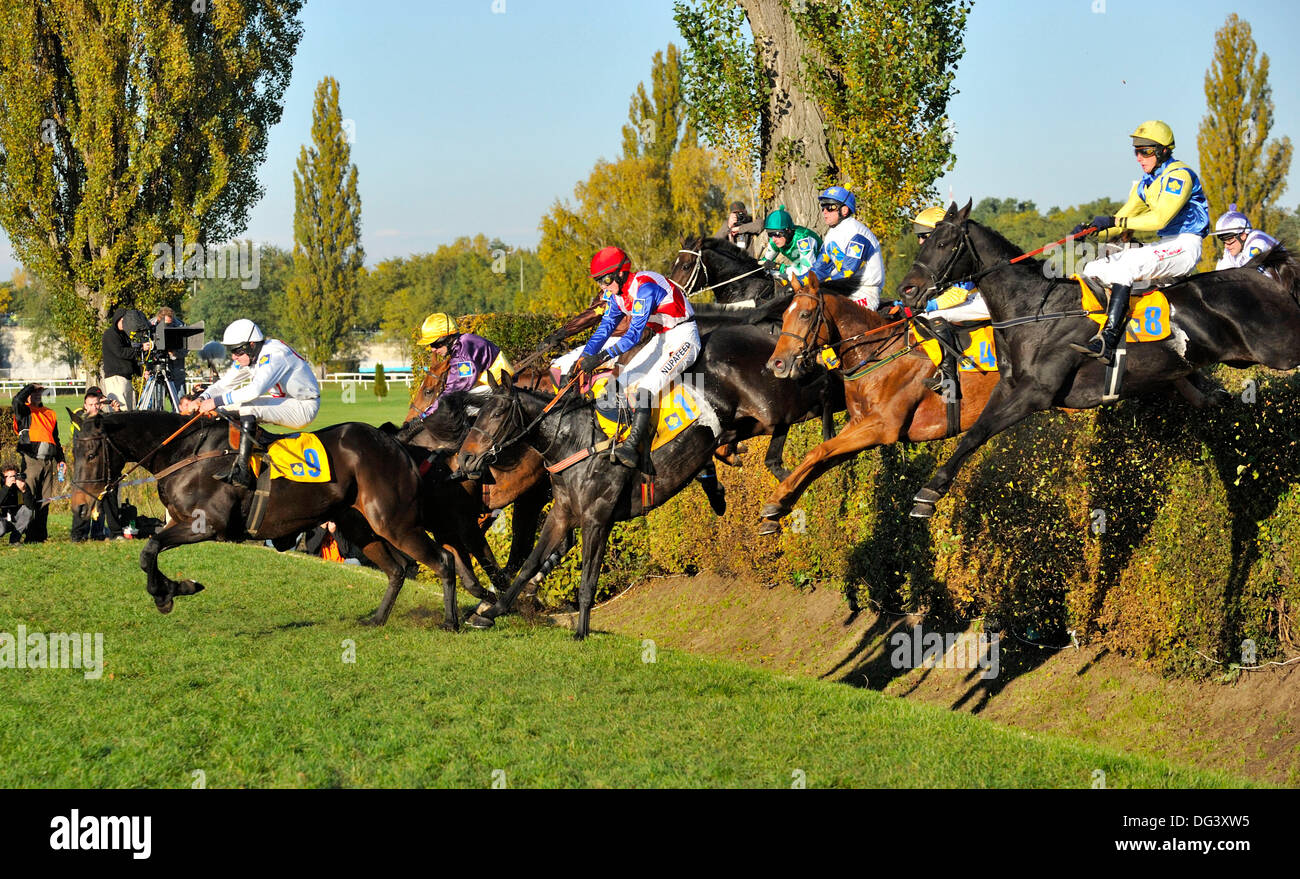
[898,202,1300,518]
[759,275,1001,534]
[70,411,461,627]
[668,236,781,305]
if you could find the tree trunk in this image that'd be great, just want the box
[738,0,835,224]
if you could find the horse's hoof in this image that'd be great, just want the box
[177,579,204,596]
[154,597,174,615]
[441,621,459,633]
[467,613,496,630]
[358,614,384,627]
[913,487,943,505]
[769,468,792,482]
[473,601,494,616]
[572,630,588,642]
[758,502,786,520]
[910,502,936,519]
[757,519,782,536]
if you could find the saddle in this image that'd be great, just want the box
[227,422,298,451]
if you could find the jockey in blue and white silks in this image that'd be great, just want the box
[1213,205,1279,271]
[808,185,884,309]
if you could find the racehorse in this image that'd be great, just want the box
[898,201,1300,518]
[453,312,852,638]
[70,411,462,628]
[759,274,1001,534]
[668,236,781,305]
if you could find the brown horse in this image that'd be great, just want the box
[758,275,1000,534]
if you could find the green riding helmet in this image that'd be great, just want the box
[763,205,795,236]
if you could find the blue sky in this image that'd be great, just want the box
[2,0,1298,276]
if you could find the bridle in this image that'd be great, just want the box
[669,247,769,299]
[909,220,979,303]
[779,287,911,377]
[778,289,828,373]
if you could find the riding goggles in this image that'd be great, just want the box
[1133,145,1162,158]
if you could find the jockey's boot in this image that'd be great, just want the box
[922,318,962,397]
[613,403,653,469]
[696,463,726,516]
[1070,284,1132,365]
[218,414,259,489]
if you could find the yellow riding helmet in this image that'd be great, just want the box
[418,312,458,346]
[913,206,948,234]
[1131,120,1175,149]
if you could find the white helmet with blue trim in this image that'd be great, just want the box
[1214,204,1252,237]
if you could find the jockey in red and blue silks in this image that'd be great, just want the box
[576,245,700,468]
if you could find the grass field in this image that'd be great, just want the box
[0,535,1253,788]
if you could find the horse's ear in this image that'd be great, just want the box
[68,407,80,426]
[486,370,499,391]
[944,202,959,219]
[958,199,972,221]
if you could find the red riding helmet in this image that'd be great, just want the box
[589,246,632,283]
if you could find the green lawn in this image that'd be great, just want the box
[0,538,1254,788]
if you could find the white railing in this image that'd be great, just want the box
[322,372,414,388]
[0,379,88,399]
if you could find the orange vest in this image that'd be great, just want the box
[26,405,57,444]
[319,536,344,564]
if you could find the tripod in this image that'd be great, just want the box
[139,357,183,412]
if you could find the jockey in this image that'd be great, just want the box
[912,206,991,395]
[1070,120,1210,364]
[417,312,513,414]
[758,205,822,279]
[576,245,699,468]
[180,319,321,488]
[1213,205,1279,271]
[807,185,884,309]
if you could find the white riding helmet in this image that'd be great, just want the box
[221,318,265,348]
[1214,204,1252,237]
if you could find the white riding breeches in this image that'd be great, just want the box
[618,321,701,404]
[1082,233,1203,289]
[229,396,320,429]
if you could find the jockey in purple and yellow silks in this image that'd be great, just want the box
[418,313,513,415]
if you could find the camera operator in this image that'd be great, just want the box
[11,383,62,543]
[151,307,189,403]
[102,307,151,409]
[0,464,37,544]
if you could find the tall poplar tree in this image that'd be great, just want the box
[1196,13,1292,268]
[0,0,303,369]
[286,76,364,371]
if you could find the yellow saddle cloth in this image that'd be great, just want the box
[1073,275,1172,342]
[592,376,703,452]
[908,324,1000,373]
[251,433,332,483]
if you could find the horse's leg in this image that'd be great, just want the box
[573,515,614,641]
[469,507,574,629]
[504,482,548,576]
[758,414,895,535]
[911,378,1055,518]
[138,516,218,614]
[764,425,792,481]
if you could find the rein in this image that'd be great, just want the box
[670,248,769,299]
[781,287,911,377]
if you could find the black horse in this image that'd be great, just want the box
[898,201,1300,518]
[668,235,781,305]
[71,411,461,627]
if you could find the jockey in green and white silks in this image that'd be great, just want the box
[758,206,822,279]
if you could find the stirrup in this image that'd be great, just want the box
[1069,335,1114,364]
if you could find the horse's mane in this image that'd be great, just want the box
[818,276,863,296]
[967,220,1040,266]
[423,390,474,437]
[1254,244,1300,303]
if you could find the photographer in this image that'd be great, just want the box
[0,468,36,543]
[0,464,37,544]
[11,383,62,543]
[102,307,151,409]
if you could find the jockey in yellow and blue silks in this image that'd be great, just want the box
[576,245,699,468]
[1070,120,1210,364]
[911,206,992,396]
[805,186,884,309]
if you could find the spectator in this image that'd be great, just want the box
[0,464,37,544]
[11,383,63,543]
[102,307,151,409]
[713,200,763,257]
[303,521,369,566]
[68,388,120,542]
